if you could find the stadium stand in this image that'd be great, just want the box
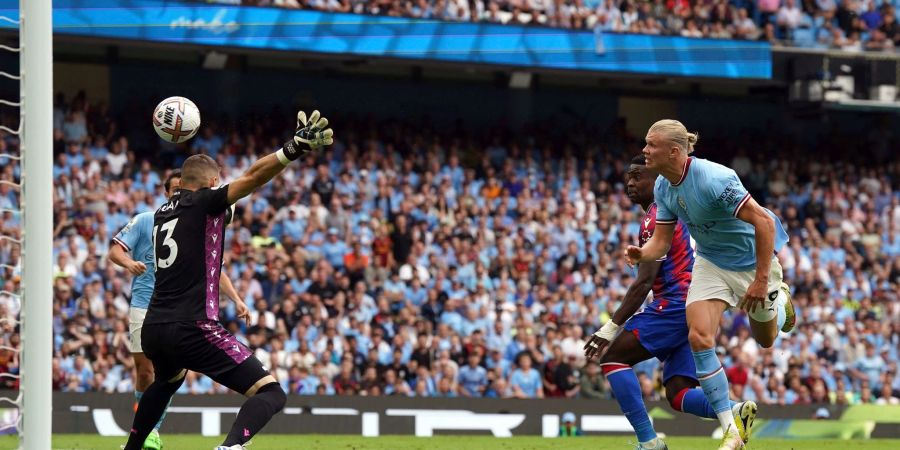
[194,0,900,52]
[0,91,898,407]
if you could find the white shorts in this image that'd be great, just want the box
[686,255,783,308]
[128,306,148,353]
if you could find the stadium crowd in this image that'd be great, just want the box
[200,0,900,52]
[0,92,899,409]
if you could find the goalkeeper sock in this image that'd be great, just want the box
[123,378,183,450]
[222,382,286,446]
[673,387,737,419]
[136,389,171,430]
[602,363,657,443]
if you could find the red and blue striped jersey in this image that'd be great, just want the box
[639,203,694,312]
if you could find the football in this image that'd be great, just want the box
[152,96,201,144]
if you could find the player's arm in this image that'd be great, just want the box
[108,244,146,276]
[108,218,147,276]
[226,111,333,205]
[736,196,775,313]
[584,260,662,361]
[219,273,250,325]
[612,260,662,326]
[624,223,674,265]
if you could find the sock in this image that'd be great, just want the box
[692,349,737,431]
[222,383,287,446]
[776,292,787,331]
[718,410,738,433]
[134,390,142,413]
[673,387,737,419]
[137,389,171,431]
[124,378,183,450]
[601,363,656,443]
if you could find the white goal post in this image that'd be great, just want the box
[20,0,53,449]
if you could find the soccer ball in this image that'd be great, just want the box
[152,96,201,144]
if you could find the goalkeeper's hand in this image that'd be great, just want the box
[281,110,334,161]
[583,321,619,361]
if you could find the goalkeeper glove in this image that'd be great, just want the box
[279,110,334,164]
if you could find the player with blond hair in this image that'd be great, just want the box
[624,119,795,450]
[585,155,756,450]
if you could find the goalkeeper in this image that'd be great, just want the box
[122,111,333,450]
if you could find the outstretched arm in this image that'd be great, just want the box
[227,110,333,205]
[624,222,675,264]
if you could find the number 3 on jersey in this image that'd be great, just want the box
[152,218,179,270]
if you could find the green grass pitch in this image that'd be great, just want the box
[1,435,898,450]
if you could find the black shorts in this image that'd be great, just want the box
[141,320,269,394]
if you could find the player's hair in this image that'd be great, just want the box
[649,119,699,154]
[164,169,182,192]
[181,154,219,188]
[627,155,646,174]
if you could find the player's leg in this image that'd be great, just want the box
[123,323,185,450]
[662,342,751,424]
[661,316,752,443]
[133,354,154,393]
[190,321,286,448]
[213,360,286,448]
[665,375,709,416]
[129,307,155,395]
[129,306,168,450]
[778,282,796,332]
[124,368,185,450]
[686,300,735,423]
[685,255,741,442]
[132,352,165,449]
[599,318,663,449]
[665,374,757,444]
[740,258,792,348]
[661,339,722,420]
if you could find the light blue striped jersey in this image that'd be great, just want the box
[653,157,788,271]
[112,211,155,309]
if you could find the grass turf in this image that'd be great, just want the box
[0,435,898,450]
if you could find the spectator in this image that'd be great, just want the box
[860,0,882,30]
[188,0,900,50]
[558,411,583,437]
[852,343,886,389]
[880,11,900,46]
[776,0,805,34]
[18,91,899,408]
[510,353,544,398]
[681,19,704,37]
[875,381,899,405]
[734,8,761,40]
[759,0,782,26]
[458,352,488,397]
[579,361,607,399]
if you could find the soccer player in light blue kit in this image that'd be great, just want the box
[109,170,249,450]
[625,120,796,450]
